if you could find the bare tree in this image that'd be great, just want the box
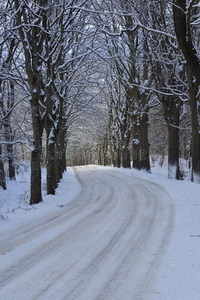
[149,0,186,179]
[173,0,200,182]
[0,2,18,181]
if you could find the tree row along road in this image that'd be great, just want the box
[0,166,175,300]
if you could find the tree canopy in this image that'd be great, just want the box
[1,0,200,201]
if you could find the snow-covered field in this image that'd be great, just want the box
[0,164,200,299]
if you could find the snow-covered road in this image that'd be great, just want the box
[0,166,175,300]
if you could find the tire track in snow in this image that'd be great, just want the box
[0,166,174,300]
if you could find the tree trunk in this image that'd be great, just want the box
[55,152,61,185]
[3,81,15,180]
[111,143,117,167]
[0,144,6,190]
[109,145,114,166]
[116,147,121,168]
[61,147,66,172]
[162,94,181,180]
[138,112,150,171]
[30,148,42,204]
[122,135,131,168]
[55,129,66,184]
[102,136,107,166]
[56,146,65,183]
[168,123,180,179]
[190,101,200,183]
[128,96,140,169]
[173,0,200,182]
[4,122,15,180]
[14,0,46,204]
[7,145,15,180]
[30,91,43,205]
[187,67,200,182]
[46,142,57,195]
[131,140,140,169]
[173,0,200,84]
[98,147,102,165]
[30,149,43,205]
[130,113,140,169]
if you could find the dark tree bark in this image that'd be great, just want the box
[102,133,108,166]
[46,143,57,195]
[45,89,57,195]
[121,98,131,169]
[121,130,131,169]
[122,136,131,169]
[173,0,200,84]
[98,146,102,165]
[129,101,140,169]
[30,88,43,204]
[109,142,115,167]
[2,111,15,181]
[162,95,181,179]
[0,144,6,190]
[3,81,15,180]
[173,0,200,182]
[7,143,15,180]
[138,111,150,171]
[116,147,121,168]
[168,123,180,179]
[187,66,200,182]
[30,148,42,204]
[56,128,66,183]
[14,0,47,203]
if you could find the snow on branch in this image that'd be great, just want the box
[102,23,177,41]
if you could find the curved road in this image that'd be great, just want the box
[0,166,174,300]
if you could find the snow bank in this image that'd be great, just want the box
[0,167,81,233]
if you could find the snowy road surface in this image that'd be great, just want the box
[0,166,174,300]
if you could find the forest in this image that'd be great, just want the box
[0,0,200,204]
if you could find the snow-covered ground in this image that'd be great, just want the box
[98,165,200,299]
[0,165,82,233]
[0,163,200,299]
